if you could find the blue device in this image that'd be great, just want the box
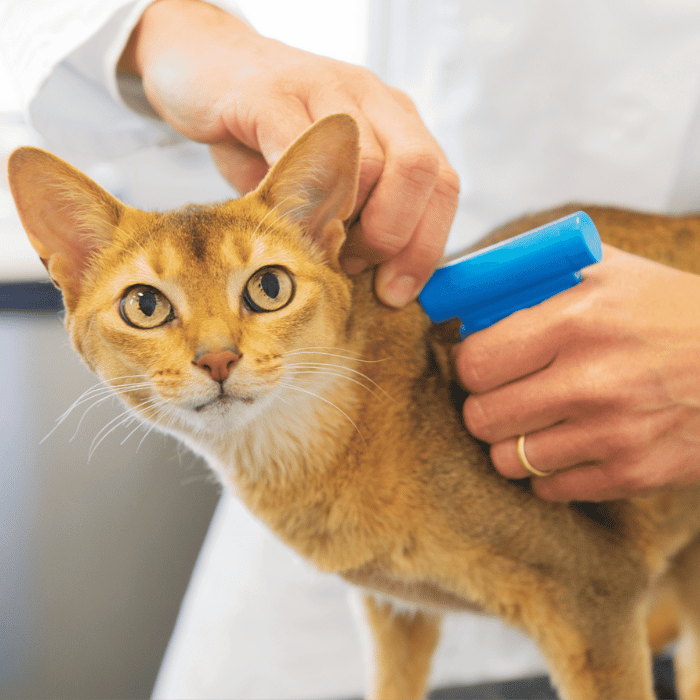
[418,211,602,337]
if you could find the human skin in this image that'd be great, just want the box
[117,0,460,308]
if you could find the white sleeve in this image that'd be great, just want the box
[0,0,246,157]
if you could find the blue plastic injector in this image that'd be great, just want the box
[418,211,602,337]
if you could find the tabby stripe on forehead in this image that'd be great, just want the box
[165,205,256,265]
[165,205,220,262]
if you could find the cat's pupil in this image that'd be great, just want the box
[138,291,158,317]
[260,271,280,299]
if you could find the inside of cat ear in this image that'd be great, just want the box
[8,147,123,299]
[256,113,361,263]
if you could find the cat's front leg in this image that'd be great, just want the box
[667,534,700,699]
[360,594,441,700]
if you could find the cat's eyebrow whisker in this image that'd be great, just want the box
[251,195,295,237]
[277,380,366,446]
[253,198,310,240]
[286,363,396,403]
[109,222,150,257]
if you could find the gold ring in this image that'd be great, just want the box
[517,435,551,477]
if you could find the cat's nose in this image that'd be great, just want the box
[194,349,240,382]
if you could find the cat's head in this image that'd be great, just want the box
[8,114,361,438]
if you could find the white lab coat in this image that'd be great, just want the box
[5,1,700,697]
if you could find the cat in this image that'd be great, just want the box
[9,113,700,700]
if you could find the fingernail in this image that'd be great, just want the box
[341,257,369,275]
[380,274,417,307]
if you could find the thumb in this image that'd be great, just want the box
[220,99,313,171]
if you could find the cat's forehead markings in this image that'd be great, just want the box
[166,204,224,263]
[164,203,257,268]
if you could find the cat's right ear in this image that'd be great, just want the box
[8,147,122,301]
[256,113,360,264]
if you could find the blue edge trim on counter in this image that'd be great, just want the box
[0,281,63,312]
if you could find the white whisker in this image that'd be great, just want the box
[41,374,150,444]
[278,380,366,446]
[284,347,388,363]
[286,362,396,403]
[87,396,163,460]
[66,383,152,443]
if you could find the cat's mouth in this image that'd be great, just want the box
[194,392,255,412]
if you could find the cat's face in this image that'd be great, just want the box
[8,114,360,438]
[73,200,353,436]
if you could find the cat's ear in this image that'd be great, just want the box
[257,113,360,263]
[8,147,123,300]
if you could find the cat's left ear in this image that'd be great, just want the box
[8,147,123,303]
[256,113,360,264]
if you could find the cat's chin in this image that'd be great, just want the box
[174,389,273,438]
[194,393,255,413]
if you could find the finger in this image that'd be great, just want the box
[363,146,458,293]
[222,96,314,167]
[531,463,615,502]
[531,453,667,502]
[373,165,460,306]
[209,141,270,194]
[455,282,586,394]
[463,357,579,444]
[491,405,695,500]
[490,423,603,481]
[340,93,458,303]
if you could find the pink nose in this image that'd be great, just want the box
[194,350,240,382]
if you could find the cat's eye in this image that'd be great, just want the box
[120,285,174,329]
[243,267,295,313]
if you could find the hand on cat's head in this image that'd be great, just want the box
[117,0,460,307]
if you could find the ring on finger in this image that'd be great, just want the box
[516,434,552,478]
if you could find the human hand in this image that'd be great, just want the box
[118,0,459,307]
[455,244,700,501]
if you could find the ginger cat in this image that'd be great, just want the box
[9,113,700,700]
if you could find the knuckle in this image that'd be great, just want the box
[597,416,645,460]
[455,339,492,393]
[463,395,496,440]
[556,306,593,340]
[410,236,446,268]
[611,463,656,496]
[395,148,441,191]
[358,215,407,258]
[389,86,418,110]
[358,153,385,190]
[434,166,461,202]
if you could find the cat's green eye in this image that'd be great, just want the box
[120,285,174,329]
[243,267,295,313]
